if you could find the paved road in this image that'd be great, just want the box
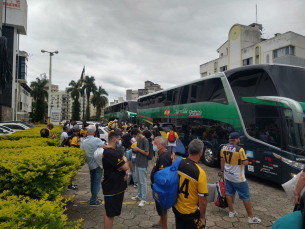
[65,156,294,229]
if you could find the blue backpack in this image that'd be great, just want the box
[152,156,183,209]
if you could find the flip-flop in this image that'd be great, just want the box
[151,222,161,228]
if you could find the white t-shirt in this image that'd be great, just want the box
[60,132,68,140]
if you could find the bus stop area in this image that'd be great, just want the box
[64,157,294,229]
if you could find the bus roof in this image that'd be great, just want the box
[107,100,137,107]
[137,72,225,100]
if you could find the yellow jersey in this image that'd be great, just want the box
[220,143,247,182]
[174,158,209,214]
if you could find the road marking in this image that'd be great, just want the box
[77,172,89,174]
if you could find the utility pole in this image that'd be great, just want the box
[255,4,257,23]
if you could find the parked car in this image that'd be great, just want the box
[0,127,12,135]
[1,121,33,127]
[98,127,108,143]
[0,125,15,133]
[0,123,28,131]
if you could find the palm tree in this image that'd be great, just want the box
[81,76,97,120]
[30,76,48,102]
[30,76,48,121]
[91,86,108,121]
[67,79,83,121]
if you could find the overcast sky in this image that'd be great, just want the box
[20,0,305,102]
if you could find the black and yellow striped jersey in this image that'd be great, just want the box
[174,158,209,215]
[69,135,79,148]
[220,143,247,182]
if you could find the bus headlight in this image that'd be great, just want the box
[282,156,305,170]
[273,153,305,170]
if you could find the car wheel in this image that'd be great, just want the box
[201,145,216,167]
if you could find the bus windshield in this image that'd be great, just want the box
[285,109,305,151]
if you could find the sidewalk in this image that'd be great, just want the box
[64,157,177,229]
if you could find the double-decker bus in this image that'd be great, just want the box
[104,101,137,123]
[137,64,305,183]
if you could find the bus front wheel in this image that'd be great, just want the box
[202,146,216,167]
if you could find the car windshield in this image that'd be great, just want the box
[285,109,305,150]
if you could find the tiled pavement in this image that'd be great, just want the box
[64,157,294,229]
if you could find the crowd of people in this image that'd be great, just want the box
[41,120,263,229]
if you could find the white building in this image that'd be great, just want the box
[0,0,28,121]
[200,23,305,77]
[51,91,86,121]
[15,51,32,121]
[126,80,162,101]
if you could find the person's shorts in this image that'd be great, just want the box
[167,146,177,152]
[225,179,250,201]
[104,192,125,217]
[155,201,167,216]
[173,206,205,229]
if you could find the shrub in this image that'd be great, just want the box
[0,138,61,149]
[0,192,82,229]
[0,147,85,200]
[0,125,63,140]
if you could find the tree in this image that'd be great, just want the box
[81,76,97,120]
[66,79,83,121]
[30,76,48,122]
[91,86,108,121]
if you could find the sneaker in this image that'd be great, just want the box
[90,201,103,207]
[131,196,140,201]
[138,200,146,207]
[248,216,261,224]
[229,211,238,218]
[67,185,78,191]
[134,183,138,188]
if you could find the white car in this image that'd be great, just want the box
[98,127,108,143]
[0,125,15,133]
[0,127,12,135]
[0,123,28,131]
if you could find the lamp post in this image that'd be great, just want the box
[41,50,58,124]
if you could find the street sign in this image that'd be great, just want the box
[50,108,61,125]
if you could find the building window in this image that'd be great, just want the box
[266,54,270,63]
[242,57,253,66]
[220,65,227,72]
[273,46,295,59]
[221,53,223,57]
[214,61,218,73]
[255,46,260,64]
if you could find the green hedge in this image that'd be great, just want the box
[0,125,84,228]
[0,146,85,200]
[0,192,82,229]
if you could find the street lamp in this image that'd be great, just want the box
[41,50,59,124]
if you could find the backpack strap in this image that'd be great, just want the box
[171,156,183,171]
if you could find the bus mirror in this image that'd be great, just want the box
[242,96,303,124]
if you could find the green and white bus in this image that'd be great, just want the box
[137,64,305,183]
[104,101,137,123]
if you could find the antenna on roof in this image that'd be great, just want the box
[255,4,257,23]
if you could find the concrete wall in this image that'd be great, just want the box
[273,55,305,67]
[2,0,27,35]
[217,41,228,58]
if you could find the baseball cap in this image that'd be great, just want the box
[229,132,240,139]
[72,125,80,131]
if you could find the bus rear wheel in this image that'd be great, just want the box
[202,146,216,167]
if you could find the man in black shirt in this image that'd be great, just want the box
[150,136,173,228]
[102,131,129,229]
